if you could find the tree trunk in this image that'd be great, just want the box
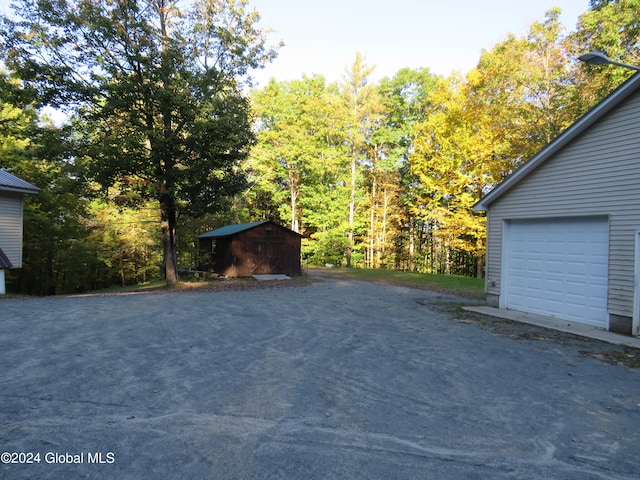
[347,151,356,267]
[157,4,178,287]
[381,186,388,263]
[160,193,179,286]
[409,219,415,272]
[476,255,484,279]
[290,178,299,233]
[476,237,484,278]
[368,175,376,268]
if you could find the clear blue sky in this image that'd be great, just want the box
[0,0,590,85]
[251,0,590,85]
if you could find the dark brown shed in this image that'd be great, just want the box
[197,220,303,277]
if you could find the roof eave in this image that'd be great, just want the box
[0,185,40,195]
[197,232,232,239]
[473,72,640,211]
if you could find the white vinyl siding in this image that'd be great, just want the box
[485,88,640,320]
[0,192,24,268]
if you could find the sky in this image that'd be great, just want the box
[249,0,590,86]
[0,0,591,86]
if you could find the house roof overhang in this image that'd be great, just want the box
[0,169,40,195]
[0,248,13,269]
[473,71,640,212]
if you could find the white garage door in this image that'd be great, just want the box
[505,217,609,328]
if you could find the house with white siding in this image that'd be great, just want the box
[0,169,39,294]
[474,73,640,336]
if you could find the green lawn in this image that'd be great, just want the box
[84,268,486,299]
[324,268,486,299]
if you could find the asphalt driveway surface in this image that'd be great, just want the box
[1,274,640,479]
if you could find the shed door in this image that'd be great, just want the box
[504,217,609,328]
[254,240,284,274]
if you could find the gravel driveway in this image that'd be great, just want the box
[1,273,640,479]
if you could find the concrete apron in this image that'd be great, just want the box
[465,306,640,349]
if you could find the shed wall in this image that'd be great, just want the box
[230,225,301,276]
[199,223,301,277]
[485,88,640,319]
[0,191,24,268]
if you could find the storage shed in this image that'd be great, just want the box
[0,169,40,294]
[197,220,303,277]
[474,72,640,336]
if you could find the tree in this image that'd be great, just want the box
[377,68,440,270]
[250,75,344,232]
[340,53,382,267]
[248,75,351,264]
[87,198,161,287]
[568,0,640,105]
[0,70,38,162]
[410,10,576,277]
[0,95,97,294]
[410,74,484,275]
[1,0,279,286]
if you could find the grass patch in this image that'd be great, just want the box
[87,268,485,298]
[331,268,485,299]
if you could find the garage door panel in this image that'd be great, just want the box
[546,279,564,291]
[546,299,564,313]
[545,270,565,279]
[567,251,587,261]
[566,283,586,296]
[591,256,609,269]
[527,261,544,273]
[510,260,526,271]
[566,263,586,276]
[585,286,607,299]
[505,218,608,328]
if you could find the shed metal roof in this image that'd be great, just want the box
[198,220,304,239]
[0,169,40,194]
[198,220,270,238]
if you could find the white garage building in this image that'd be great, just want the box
[474,73,640,336]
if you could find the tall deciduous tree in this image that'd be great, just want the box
[377,67,440,270]
[1,0,279,285]
[250,75,346,233]
[248,75,351,265]
[411,10,575,277]
[341,53,382,266]
[569,0,640,106]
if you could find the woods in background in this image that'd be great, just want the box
[1,0,638,294]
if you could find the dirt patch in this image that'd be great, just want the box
[172,275,315,293]
[419,299,640,369]
[579,348,640,368]
[74,275,317,298]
